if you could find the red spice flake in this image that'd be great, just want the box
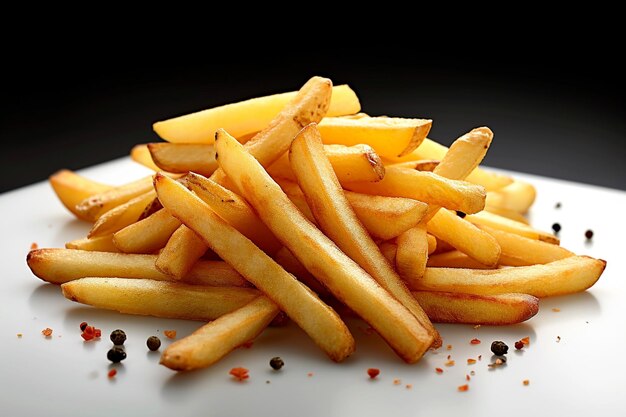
[108,369,117,379]
[552,308,561,312]
[523,379,530,386]
[81,332,95,341]
[81,325,101,341]
[446,344,453,350]
[515,341,524,350]
[405,384,413,389]
[466,374,471,381]
[447,354,451,360]
[458,384,469,392]
[467,358,477,365]
[393,379,401,385]
[42,328,53,337]
[367,368,380,379]
[94,328,102,338]
[164,330,177,339]
[470,338,481,345]
[229,367,249,381]
[435,367,444,374]
[79,321,88,331]
[445,360,455,367]
[520,336,530,346]
[240,341,254,349]
[30,242,38,250]
[307,372,314,377]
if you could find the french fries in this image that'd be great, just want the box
[113,208,181,253]
[148,143,218,176]
[49,170,112,221]
[65,235,120,253]
[466,210,558,244]
[88,190,156,238]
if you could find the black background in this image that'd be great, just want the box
[2,47,624,193]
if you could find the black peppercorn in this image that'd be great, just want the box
[147,336,161,351]
[269,356,284,370]
[515,341,524,350]
[491,341,509,356]
[585,229,594,240]
[456,211,467,218]
[107,346,126,363]
[552,223,561,233]
[110,329,126,345]
[79,321,88,331]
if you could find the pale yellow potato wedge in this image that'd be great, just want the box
[268,144,385,183]
[148,143,218,176]
[318,116,432,159]
[410,256,606,297]
[154,174,355,362]
[466,210,558,244]
[343,167,486,214]
[49,170,112,221]
[161,296,279,371]
[395,226,429,285]
[27,248,248,287]
[75,175,154,221]
[88,190,156,238]
[486,180,536,214]
[65,235,119,253]
[130,144,161,171]
[413,291,539,325]
[113,208,181,253]
[156,226,207,279]
[290,124,438,348]
[426,250,493,269]
[62,278,259,320]
[426,209,501,267]
[153,83,359,144]
[216,129,431,363]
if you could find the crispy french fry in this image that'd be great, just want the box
[62,278,259,320]
[378,241,397,265]
[410,256,606,297]
[426,209,501,267]
[426,233,437,255]
[27,248,248,287]
[318,116,432,159]
[432,127,493,180]
[113,208,181,253]
[216,129,431,363]
[412,291,539,325]
[273,247,329,298]
[153,83,359,144]
[290,124,438,348]
[65,235,119,253]
[88,190,156,238]
[486,180,536,214]
[426,250,493,269]
[390,160,440,172]
[395,226,429,284]
[75,175,154,222]
[49,170,112,221]
[161,296,279,371]
[268,144,385,183]
[479,225,574,266]
[485,206,530,224]
[130,144,161,171]
[343,167,486,214]
[148,143,218,176]
[466,210,558,244]
[154,174,355,362]
[156,226,207,279]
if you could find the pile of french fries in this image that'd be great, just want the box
[28,76,606,371]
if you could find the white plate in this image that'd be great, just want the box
[1,158,625,417]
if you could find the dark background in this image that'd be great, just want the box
[1,49,624,193]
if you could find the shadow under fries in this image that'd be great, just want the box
[53,217,91,243]
[28,283,64,314]
[537,290,601,322]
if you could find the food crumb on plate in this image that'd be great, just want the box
[367,368,380,379]
[30,242,38,250]
[458,384,469,392]
[164,330,177,339]
[229,367,249,381]
[435,367,444,374]
[552,308,561,312]
[108,369,117,379]
[42,327,52,337]
[470,338,481,345]
[523,379,530,386]
[393,379,401,385]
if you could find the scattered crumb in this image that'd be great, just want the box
[520,336,530,346]
[488,358,506,368]
[435,368,444,374]
[164,330,177,339]
[405,384,412,389]
[393,379,401,385]
[470,371,475,376]
[467,358,477,365]
[466,374,470,381]
[229,367,249,381]
[447,354,451,360]
[42,328,53,337]
[307,372,314,377]
[108,369,117,379]
[552,308,561,312]
[473,324,481,329]
[470,338,481,345]
[266,380,270,384]
[445,360,455,367]
[523,379,530,386]
[478,355,482,361]
[458,384,469,392]
[556,336,561,343]
[367,368,380,379]
[30,242,38,250]
[17,333,22,338]
[446,344,453,350]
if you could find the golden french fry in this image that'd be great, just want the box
[485,206,530,224]
[49,170,112,221]
[27,248,248,287]
[273,247,329,298]
[395,226,429,284]
[318,116,432,159]
[378,241,397,265]
[75,175,154,221]
[216,128,431,363]
[290,124,438,348]
[466,210,558,244]
[432,127,493,180]
[148,143,218,176]
[412,291,539,325]
[486,180,536,214]
[426,250,493,269]
[426,233,437,255]
[426,209,501,267]
[268,144,385,183]
[390,160,439,172]
[88,190,156,238]
[479,225,574,266]
[154,174,355,362]
[153,83,359,144]
[156,226,207,279]
[112,208,181,253]
[65,235,119,253]
[130,144,161,171]
[344,167,486,214]
[161,296,279,371]
[62,278,260,320]
[410,256,606,298]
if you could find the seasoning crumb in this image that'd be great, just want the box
[520,336,530,346]
[108,369,117,379]
[523,379,530,386]
[42,327,53,337]
[515,341,524,350]
[555,202,561,209]
[552,223,561,233]
[79,321,88,331]
[17,333,22,338]
[556,336,561,343]
[110,329,126,345]
[458,384,469,392]
[447,354,451,360]
[107,347,126,363]
[230,367,249,381]
[467,358,477,364]
[491,341,509,356]
[164,330,177,339]
[470,371,475,376]
[478,355,482,360]
[266,380,270,384]
[307,372,314,377]
[466,374,470,381]
[270,357,284,370]
[473,324,481,329]
[30,242,38,250]
[552,308,561,312]
[393,379,401,385]
[435,368,444,374]
[147,336,161,351]
[470,338,481,345]
[445,360,455,367]
[585,229,594,240]
[456,211,466,218]
[367,368,380,379]
[405,384,412,389]
[446,344,453,350]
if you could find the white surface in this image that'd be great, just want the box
[1,158,625,417]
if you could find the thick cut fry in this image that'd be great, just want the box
[153,83,359,144]
[486,180,536,214]
[427,251,493,269]
[130,144,161,171]
[395,226,429,284]
[27,249,248,287]
[479,225,574,266]
[343,167,486,214]
[390,160,439,172]
[65,235,119,253]
[268,144,385,183]
[466,210,558,244]
[148,143,218,176]
[485,206,530,224]
[426,209,501,267]
[412,292,539,325]
[161,296,279,371]
[290,124,438,347]
[113,208,181,253]
[318,116,432,159]
[273,247,329,297]
[427,233,437,255]
[410,256,606,298]
[88,190,156,238]
[378,241,397,265]
[154,174,355,362]
[156,226,207,279]
[49,170,112,221]
[216,129,431,363]
[75,175,154,221]
[62,278,259,320]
